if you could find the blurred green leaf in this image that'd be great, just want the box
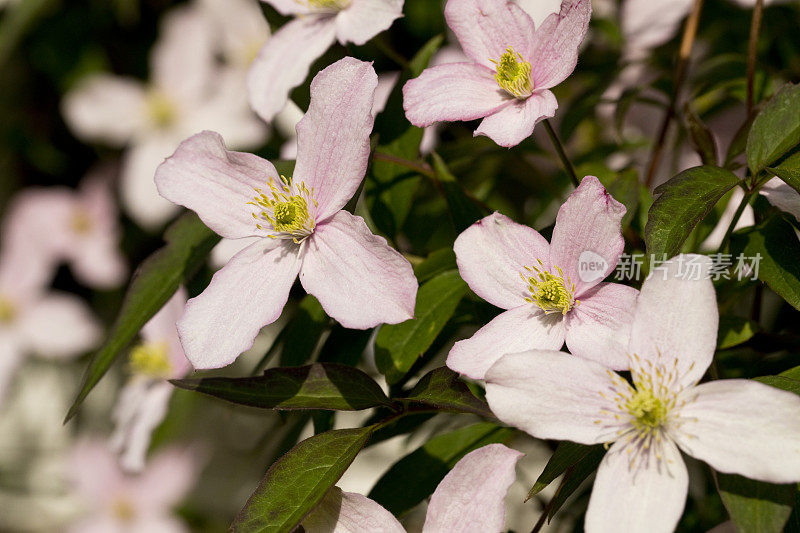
[375,270,468,384]
[645,166,740,260]
[718,473,796,533]
[66,212,220,422]
[232,426,375,532]
[279,295,327,366]
[413,247,457,284]
[527,442,601,500]
[747,83,800,174]
[685,104,719,166]
[717,315,759,349]
[768,150,800,195]
[431,152,487,233]
[368,422,514,516]
[402,366,493,418]
[731,215,800,311]
[173,363,392,411]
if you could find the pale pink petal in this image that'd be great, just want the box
[549,175,626,295]
[260,0,311,16]
[209,237,260,270]
[761,177,800,222]
[178,239,301,369]
[131,517,188,533]
[0,335,24,408]
[142,288,191,377]
[198,0,270,68]
[423,444,522,532]
[246,15,337,122]
[447,305,566,380]
[71,238,128,289]
[454,212,550,310]
[302,487,404,533]
[122,137,182,230]
[474,89,557,147]
[529,0,591,90]
[299,211,416,329]
[445,0,537,69]
[485,350,627,443]
[629,254,717,387]
[622,0,693,57]
[672,379,800,483]
[585,438,688,533]
[373,72,399,117]
[403,63,512,128]
[18,294,101,359]
[68,439,125,505]
[130,447,199,512]
[293,57,377,221]
[515,0,562,25]
[110,380,174,473]
[565,282,638,370]
[335,0,403,46]
[61,75,147,145]
[155,131,280,239]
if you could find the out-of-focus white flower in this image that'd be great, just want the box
[761,177,800,223]
[198,0,270,73]
[62,3,267,229]
[110,289,192,472]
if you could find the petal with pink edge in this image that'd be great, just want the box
[485,350,627,443]
[247,15,337,122]
[672,379,800,484]
[293,58,377,221]
[474,89,558,147]
[549,175,625,295]
[422,444,523,532]
[155,131,280,239]
[447,305,566,380]
[18,294,101,359]
[335,0,403,46]
[454,212,550,309]
[178,239,301,369]
[629,254,717,387]
[403,63,512,128]
[302,487,404,533]
[761,177,800,222]
[444,0,536,69]
[565,282,638,370]
[299,211,416,329]
[530,0,592,90]
[585,438,688,533]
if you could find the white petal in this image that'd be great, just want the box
[18,294,101,359]
[335,0,403,46]
[122,137,182,230]
[303,487,404,533]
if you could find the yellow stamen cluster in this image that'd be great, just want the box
[305,0,351,10]
[491,46,534,99]
[0,296,16,324]
[248,175,317,243]
[128,341,172,378]
[145,90,177,129]
[112,498,136,522]
[70,209,92,235]
[520,260,577,315]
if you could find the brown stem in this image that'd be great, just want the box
[644,0,705,188]
[746,0,765,116]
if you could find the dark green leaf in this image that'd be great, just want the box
[730,214,800,311]
[755,366,800,396]
[768,150,800,195]
[316,327,372,367]
[413,247,457,284]
[66,212,220,422]
[747,83,800,174]
[718,473,796,533]
[717,315,759,349]
[645,166,741,260]
[279,295,328,366]
[431,152,486,233]
[375,270,468,384]
[368,422,514,516]
[685,105,719,166]
[547,445,607,520]
[402,366,493,418]
[527,442,599,500]
[172,363,392,411]
[232,426,375,532]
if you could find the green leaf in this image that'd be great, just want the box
[755,366,800,396]
[402,366,493,418]
[730,214,800,311]
[768,150,800,195]
[232,426,375,533]
[431,152,486,234]
[279,295,328,366]
[368,422,514,516]
[547,445,606,520]
[375,270,468,384]
[172,363,392,411]
[718,473,796,533]
[527,442,599,500]
[66,212,220,422]
[413,247,457,284]
[645,166,741,260]
[747,83,800,174]
[717,315,759,349]
[685,105,719,166]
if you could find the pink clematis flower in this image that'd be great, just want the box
[67,439,198,533]
[110,289,191,473]
[247,0,404,123]
[448,176,637,379]
[403,0,590,148]
[484,255,800,533]
[302,443,522,532]
[155,57,418,370]
[761,177,800,223]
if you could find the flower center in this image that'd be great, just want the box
[491,46,533,99]
[128,341,172,378]
[627,388,668,432]
[521,261,577,315]
[306,0,350,10]
[145,90,177,129]
[0,296,16,324]
[248,175,317,243]
[70,208,92,235]
[112,498,136,522]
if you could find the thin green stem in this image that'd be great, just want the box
[746,0,765,116]
[717,187,753,253]
[543,119,579,188]
[372,151,435,178]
